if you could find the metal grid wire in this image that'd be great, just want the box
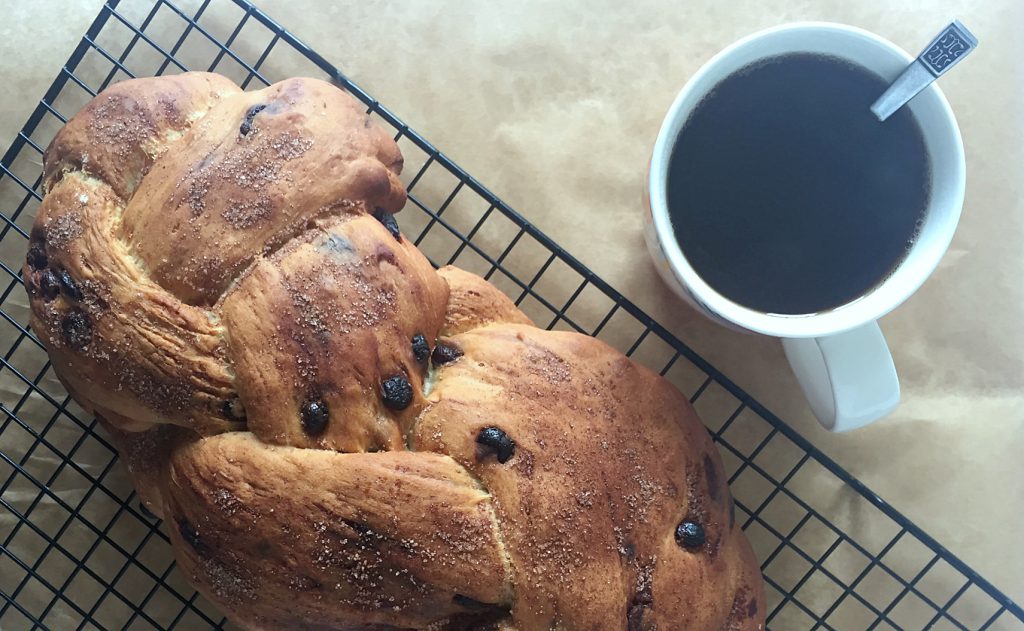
[0,1,1020,629]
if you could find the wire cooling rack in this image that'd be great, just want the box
[0,1,1020,630]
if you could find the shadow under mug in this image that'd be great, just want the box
[644,22,965,432]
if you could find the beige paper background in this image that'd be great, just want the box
[0,0,1020,623]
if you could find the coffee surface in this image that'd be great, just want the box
[667,53,931,315]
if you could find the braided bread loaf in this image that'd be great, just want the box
[24,73,765,631]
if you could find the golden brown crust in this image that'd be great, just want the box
[123,77,405,306]
[24,74,411,437]
[413,325,763,630]
[42,72,241,199]
[222,214,448,452]
[26,171,237,435]
[28,73,764,631]
[164,433,512,630]
[437,265,533,335]
[97,417,195,518]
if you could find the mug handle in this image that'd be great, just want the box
[781,321,900,431]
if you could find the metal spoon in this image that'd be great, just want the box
[871,20,977,121]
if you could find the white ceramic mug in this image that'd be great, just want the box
[644,23,965,432]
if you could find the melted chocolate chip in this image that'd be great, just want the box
[453,594,491,610]
[431,342,463,366]
[26,243,47,271]
[221,397,247,421]
[476,426,515,464]
[39,270,60,301]
[381,375,413,410]
[411,333,430,364]
[675,519,706,550]
[57,269,83,301]
[300,399,329,435]
[255,539,273,556]
[239,103,267,136]
[61,310,92,349]
[372,207,401,240]
[747,597,759,618]
[177,518,209,556]
[343,519,371,537]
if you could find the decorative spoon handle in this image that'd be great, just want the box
[871,20,978,122]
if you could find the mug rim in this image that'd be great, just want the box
[648,21,966,338]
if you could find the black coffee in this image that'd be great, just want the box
[667,53,930,315]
